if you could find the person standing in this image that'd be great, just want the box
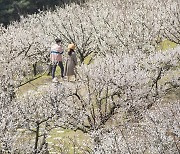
[50,38,64,81]
[64,43,78,81]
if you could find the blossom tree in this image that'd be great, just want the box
[160,0,180,44]
[0,0,179,153]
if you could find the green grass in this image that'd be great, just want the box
[16,65,63,96]
[83,53,95,65]
[47,128,90,153]
[16,127,89,154]
[157,40,177,51]
[16,74,52,96]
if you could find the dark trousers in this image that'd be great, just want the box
[52,61,64,79]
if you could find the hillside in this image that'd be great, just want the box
[0,0,179,153]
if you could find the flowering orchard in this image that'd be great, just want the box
[0,0,179,153]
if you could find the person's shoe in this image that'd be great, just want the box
[52,77,59,83]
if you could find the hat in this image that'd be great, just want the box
[68,43,75,50]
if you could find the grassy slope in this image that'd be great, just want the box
[157,40,177,51]
[47,128,90,153]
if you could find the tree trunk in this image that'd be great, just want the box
[34,122,40,154]
[79,54,85,63]
[33,63,37,76]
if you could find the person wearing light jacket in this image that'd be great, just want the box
[50,38,64,80]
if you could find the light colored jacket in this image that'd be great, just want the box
[50,44,63,62]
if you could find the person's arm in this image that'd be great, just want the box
[72,53,78,65]
[50,49,52,61]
